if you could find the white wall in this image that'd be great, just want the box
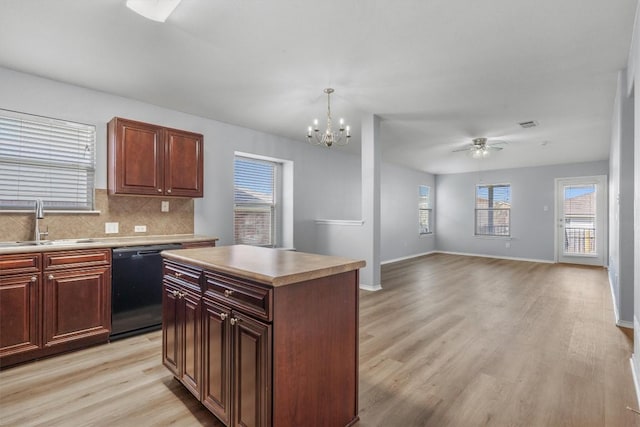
[610,69,635,326]
[435,161,609,262]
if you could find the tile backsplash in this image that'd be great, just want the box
[0,189,194,242]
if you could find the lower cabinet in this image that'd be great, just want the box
[0,249,111,368]
[162,282,202,399]
[162,258,358,427]
[201,299,271,427]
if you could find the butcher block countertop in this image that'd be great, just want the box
[161,244,366,287]
[0,234,218,255]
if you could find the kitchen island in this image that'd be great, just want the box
[161,245,365,427]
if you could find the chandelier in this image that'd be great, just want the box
[307,88,351,147]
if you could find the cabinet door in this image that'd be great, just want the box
[202,299,232,424]
[43,266,111,347]
[164,128,203,198]
[108,117,164,195]
[181,289,202,399]
[232,312,271,427]
[162,282,181,376]
[0,273,41,358]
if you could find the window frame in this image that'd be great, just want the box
[0,109,96,212]
[419,184,433,235]
[233,154,280,247]
[474,183,511,237]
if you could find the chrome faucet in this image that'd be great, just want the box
[34,199,48,243]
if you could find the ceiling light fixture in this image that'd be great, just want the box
[307,88,350,147]
[126,0,182,22]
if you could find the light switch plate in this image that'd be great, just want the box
[105,222,119,234]
[161,201,169,212]
[134,225,147,233]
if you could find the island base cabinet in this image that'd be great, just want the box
[232,312,272,427]
[202,300,232,425]
[162,282,202,400]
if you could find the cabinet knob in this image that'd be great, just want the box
[174,272,183,278]
[167,189,172,193]
[224,289,234,297]
[219,313,228,321]
[48,274,54,280]
[172,290,179,297]
[31,276,37,282]
[157,188,162,193]
[179,292,185,298]
[230,317,239,326]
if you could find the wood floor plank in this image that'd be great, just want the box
[0,253,638,426]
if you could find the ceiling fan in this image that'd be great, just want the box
[452,137,507,158]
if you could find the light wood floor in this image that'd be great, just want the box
[1,253,638,426]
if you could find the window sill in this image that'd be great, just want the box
[474,235,512,240]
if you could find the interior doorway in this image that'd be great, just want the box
[555,176,607,266]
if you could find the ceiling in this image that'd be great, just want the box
[0,0,636,174]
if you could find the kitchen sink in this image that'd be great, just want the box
[0,238,97,248]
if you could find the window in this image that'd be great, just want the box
[419,185,432,235]
[475,184,511,236]
[234,155,278,246]
[0,109,96,211]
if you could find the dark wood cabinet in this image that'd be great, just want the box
[162,248,360,427]
[0,249,111,368]
[162,261,203,400]
[108,117,203,198]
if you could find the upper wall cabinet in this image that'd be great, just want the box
[107,117,204,198]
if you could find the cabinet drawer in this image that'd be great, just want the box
[0,253,41,276]
[204,271,272,321]
[44,249,111,271]
[163,260,201,293]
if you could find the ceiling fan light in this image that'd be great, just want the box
[126,0,182,22]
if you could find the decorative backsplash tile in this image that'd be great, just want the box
[0,189,194,242]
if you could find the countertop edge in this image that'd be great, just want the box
[161,249,366,287]
[0,234,219,255]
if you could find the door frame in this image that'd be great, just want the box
[554,175,607,266]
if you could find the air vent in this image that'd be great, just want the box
[518,120,539,129]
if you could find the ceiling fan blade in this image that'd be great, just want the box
[452,147,471,153]
[487,145,503,151]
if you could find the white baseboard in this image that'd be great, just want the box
[631,356,640,411]
[381,251,437,265]
[435,250,554,264]
[607,269,634,329]
[359,283,382,292]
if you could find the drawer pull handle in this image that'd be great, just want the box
[219,313,227,321]
[31,276,37,282]
[224,289,234,297]
[48,274,54,280]
[230,317,239,326]
[174,272,183,278]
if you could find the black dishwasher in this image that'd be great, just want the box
[111,243,182,340]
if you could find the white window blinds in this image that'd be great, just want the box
[234,156,276,246]
[0,109,96,210]
[475,184,511,236]
[419,185,432,235]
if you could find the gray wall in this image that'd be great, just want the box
[609,69,635,326]
[435,161,609,262]
[381,162,435,262]
[0,66,434,265]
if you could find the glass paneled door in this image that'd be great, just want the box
[555,176,606,266]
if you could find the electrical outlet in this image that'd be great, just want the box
[161,201,169,212]
[134,225,147,233]
[105,222,119,234]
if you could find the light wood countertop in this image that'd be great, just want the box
[0,234,218,255]
[161,245,366,287]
